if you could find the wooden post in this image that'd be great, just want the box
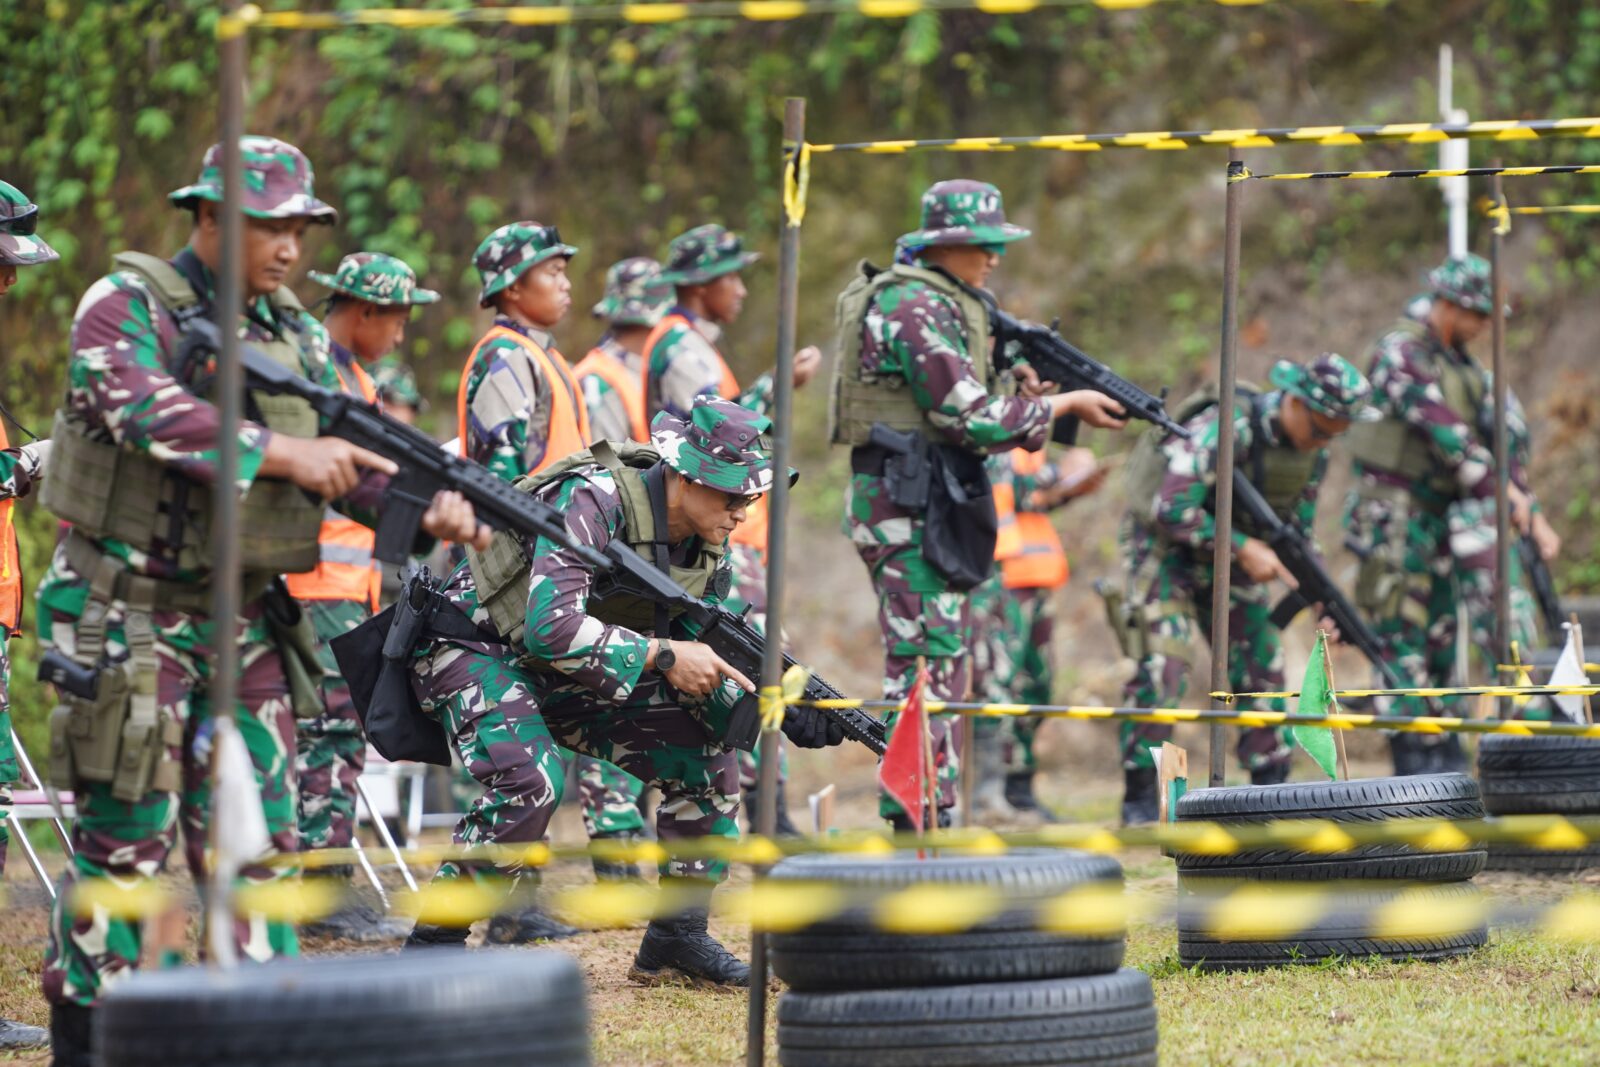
[1489,173,1512,718]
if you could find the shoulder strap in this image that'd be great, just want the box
[112,252,204,315]
[641,463,673,635]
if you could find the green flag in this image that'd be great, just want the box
[1290,630,1340,780]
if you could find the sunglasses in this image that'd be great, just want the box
[722,490,763,513]
[3,204,39,237]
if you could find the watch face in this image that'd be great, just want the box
[657,648,676,671]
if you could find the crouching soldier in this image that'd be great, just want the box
[400,397,836,987]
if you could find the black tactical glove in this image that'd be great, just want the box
[780,706,846,749]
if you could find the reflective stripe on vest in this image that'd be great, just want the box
[999,449,1068,590]
[992,478,1023,562]
[0,418,21,634]
[572,345,649,443]
[285,358,383,609]
[641,313,767,557]
[456,326,592,475]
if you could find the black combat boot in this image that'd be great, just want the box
[1121,768,1161,826]
[742,783,800,836]
[485,905,581,944]
[0,1017,47,1053]
[48,1003,92,1067]
[1430,734,1468,774]
[1004,772,1059,823]
[401,921,471,951]
[1249,761,1291,786]
[590,831,644,883]
[1389,734,1429,777]
[887,807,952,834]
[629,881,748,989]
[298,866,409,943]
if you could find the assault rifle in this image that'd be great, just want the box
[1519,535,1565,642]
[245,347,885,756]
[933,270,1191,441]
[1232,471,1430,705]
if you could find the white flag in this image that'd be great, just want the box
[208,717,272,965]
[1548,624,1590,724]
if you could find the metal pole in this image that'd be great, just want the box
[207,4,246,966]
[747,95,805,1067]
[11,728,73,856]
[1209,153,1245,788]
[356,775,419,893]
[1490,174,1511,701]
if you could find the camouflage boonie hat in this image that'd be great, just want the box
[1269,352,1380,423]
[592,256,672,326]
[372,359,427,412]
[651,397,798,495]
[309,252,440,306]
[659,224,760,286]
[168,136,337,223]
[474,221,578,308]
[897,179,1030,252]
[0,180,59,266]
[1426,253,1494,316]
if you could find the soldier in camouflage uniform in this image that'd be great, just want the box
[1344,255,1560,773]
[371,358,426,425]
[1114,354,1375,822]
[831,180,1127,827]
[645,226,822,834]
[402,397,841,987]
[0,179,58,1055]
[293,253,440,940]
[32,139,484,1061]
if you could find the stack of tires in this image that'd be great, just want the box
[1170,774,1489,970]
[1478,735,1600,872]
[768,849,1157,1066]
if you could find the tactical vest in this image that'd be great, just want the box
[1344,317,1489,505]
[999,448,1069,591]
[572,343,649,443]
[828,261,993,447]
[455,325,591,475]
[39,252,325,577]
[1121,382,1316,537]
[466,440,724,650]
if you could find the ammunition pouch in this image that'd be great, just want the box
[1096,580,1147,662]
[45,554,181,801]
[261,579,326,720]
[1347,484,1417,625]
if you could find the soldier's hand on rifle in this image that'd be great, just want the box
[782,706,846,749]
[1052,390,1128,430]
[1237,537,1298,588]
[1532,511,1561,562]
[791,345,822,389]
[421,491,491,550]
[264,434,397,500]
[1508,484,1534,536]
[652,639,755,698]
[1314,610,1343,645]
[1012,363,1055,398]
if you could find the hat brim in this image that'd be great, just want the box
[308,271,441,307]
[168,187,339,225]
[659,251,761,287]
[477,244,579,308]
[0,231,60,266]
[896,222,1031,251]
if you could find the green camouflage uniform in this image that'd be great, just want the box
[1118,355,1376,780]
[36,139,358,1006]
[580,256,669,443]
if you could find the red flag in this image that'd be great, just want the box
[878,661,930,832]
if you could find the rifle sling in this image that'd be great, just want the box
[642,463,674,637]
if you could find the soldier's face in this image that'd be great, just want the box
[351,304,410,362]
[921,245,1000,288]
[678,475,748,545]
[701,273,747,324]
[0,264,16,296]
[243,217,310,296]
[502,257,572,327]
[383,400,419,426]
[1281,394,1350,452]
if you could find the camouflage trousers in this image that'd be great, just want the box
[969,582,1055,775]
[725,542,788,792]
[1449,498,1540,666]
[1119,554,1290,773]
[294,598,368,852]
[411,641,740,893]
[0,635,14,873]
[855,541,969,818]
[569,751,645,838]
[38,581,300,1007]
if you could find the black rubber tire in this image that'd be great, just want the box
[1485,840,1600,873]
[1172,773,1486,882]
[767,849,1125,992]
[1177,882,1487,972]
[1477,735,1600,815]
[97,949,588,1067]
[776,969,1157,1067]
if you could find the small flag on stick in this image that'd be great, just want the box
[879,660,931,833]
[1549,622,1591,724]
[1290,630,1342,781]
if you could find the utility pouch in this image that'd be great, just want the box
[921,444,998,592]
[262,578,326,720]
[1096,579,1148,661]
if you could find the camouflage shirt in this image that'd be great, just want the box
[0,444,42,500]
[461,316,579,484]
[438,463,734,705]
[46,248,384,584]
[1142,391,1321,557]
[578,335,642,443]
[845,277,1051,548]
[644,307,774,421]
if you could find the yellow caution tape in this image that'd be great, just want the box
[782,141,812,228]
[1508,204,1600,216]
[1239,164,1600,182]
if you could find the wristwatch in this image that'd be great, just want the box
[655,639,676,672]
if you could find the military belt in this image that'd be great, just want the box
[63,530,271,614]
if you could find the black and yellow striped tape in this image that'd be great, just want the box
[1233,163,1600,183]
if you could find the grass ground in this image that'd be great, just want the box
[4,757,1598,1065]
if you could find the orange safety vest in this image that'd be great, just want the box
[572,343,649,443]
[999,448,1069,591]
[285,358,384,610]
[0,418,22,635]
[456,325,592,474]
[641,313,767,557]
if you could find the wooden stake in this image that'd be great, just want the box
[917,657,937,837]
[1572,614,1594,725]
[1321,631,1351,781]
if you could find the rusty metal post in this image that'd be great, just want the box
[1209,153,1245,788]
[1490,176,1512,695]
